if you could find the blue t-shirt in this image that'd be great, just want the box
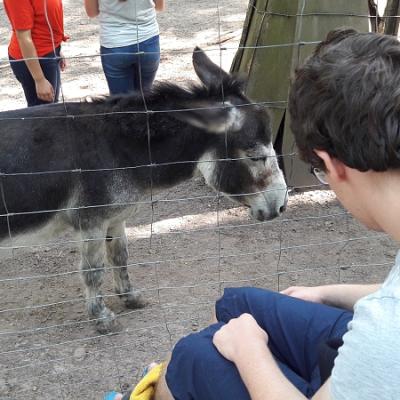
[330,251,400,399]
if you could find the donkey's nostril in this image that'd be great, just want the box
[257,210,265,221]
[280,196,288,214]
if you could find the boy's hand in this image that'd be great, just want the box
[280,286,325,304]
[213,313,268,363]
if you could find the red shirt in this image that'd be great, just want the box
[4,0,67,60]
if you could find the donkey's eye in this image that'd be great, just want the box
[250,156,267,163]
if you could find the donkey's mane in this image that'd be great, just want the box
[91,76,245,111]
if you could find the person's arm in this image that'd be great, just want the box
[84,0,99,18]
[15,29,54,102]
[281,283,381,311]
[154,0,165,11]
[213,313,331,400]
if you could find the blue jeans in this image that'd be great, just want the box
[166,287,352,400]
[100,35,160,95]
[9,47,61,107]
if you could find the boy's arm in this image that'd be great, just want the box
[15,29,54,102]
[213,313,331,400]
[282,284,380,311]
[237,349,332,400]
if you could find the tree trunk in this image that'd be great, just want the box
[368,0,383,32]
[384,0,400,35]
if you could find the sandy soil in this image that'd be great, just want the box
[0,1,398,399]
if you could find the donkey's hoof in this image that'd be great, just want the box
[124,291,147,309]
[95,311,122,334]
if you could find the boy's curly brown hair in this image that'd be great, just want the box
[289,28,400,172]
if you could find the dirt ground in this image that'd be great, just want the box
[0,1,398,399]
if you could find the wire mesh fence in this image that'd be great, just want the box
[0,1,399,399]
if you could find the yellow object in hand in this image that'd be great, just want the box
[130,363,165,400]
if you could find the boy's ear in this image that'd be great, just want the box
[314,150,347,181]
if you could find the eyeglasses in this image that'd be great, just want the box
[311,166,329,185]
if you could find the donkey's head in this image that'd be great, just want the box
[184,48,288,221]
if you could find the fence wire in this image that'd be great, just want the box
[0,1,398,399]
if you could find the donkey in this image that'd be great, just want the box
[0,48,287,333]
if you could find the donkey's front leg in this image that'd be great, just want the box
[80,229,118,334]
[106,222,145,309]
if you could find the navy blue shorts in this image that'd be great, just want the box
[166,287,352,400]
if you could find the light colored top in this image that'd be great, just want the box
[99,0,159,48]
[330,251,400,399]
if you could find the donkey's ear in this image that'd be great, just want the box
[193,47,230,88]
[172,102,244,134]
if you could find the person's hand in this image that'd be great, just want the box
[59,51,67,72]
[213,313,268,364]
[280,286,325,304]
[35,77,55,102]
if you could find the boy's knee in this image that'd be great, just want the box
[166,323,250,400]
[171,324,220,367]
[166,324,224,399]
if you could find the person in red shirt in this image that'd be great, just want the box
[4,0,68,107]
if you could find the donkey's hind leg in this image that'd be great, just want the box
[106,221,145,309]
[80,228,118,334]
